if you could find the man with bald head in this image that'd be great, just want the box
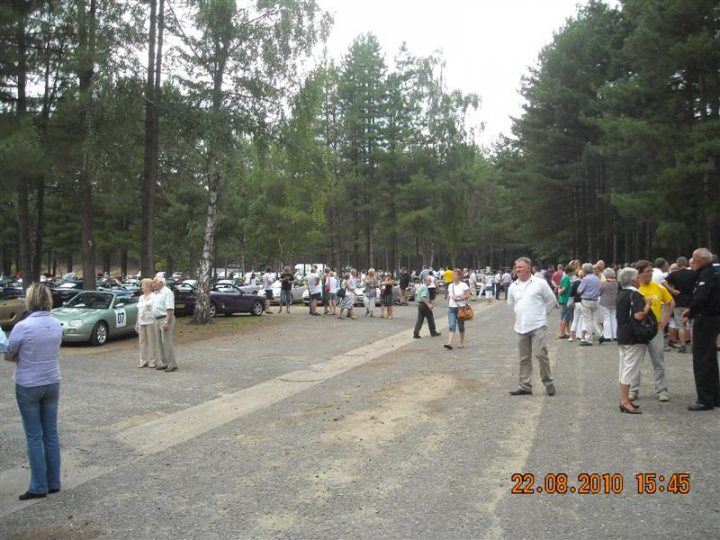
[681,248,720,410]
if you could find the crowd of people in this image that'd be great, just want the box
[507,249,719,416]
[2,247,718,502]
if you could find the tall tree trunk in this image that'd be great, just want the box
[78,0,97,289]
[141,0,164,278]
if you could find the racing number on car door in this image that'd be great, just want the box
[115,309,127,328]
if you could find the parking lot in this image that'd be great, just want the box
[1,299,718,539]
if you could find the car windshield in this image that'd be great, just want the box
[66,292,112,309]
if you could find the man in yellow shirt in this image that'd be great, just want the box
[631,260,675,403]
[443,267,454,299]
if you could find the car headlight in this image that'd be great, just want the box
[68,319,84,328]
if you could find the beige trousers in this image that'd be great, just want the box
[138,323,157,366]
[517,325,553,391]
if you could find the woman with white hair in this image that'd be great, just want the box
[616,267,652,414]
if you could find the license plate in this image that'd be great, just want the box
[176,304,185,310]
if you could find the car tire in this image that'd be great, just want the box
[90,321,108,346]
[251,301,264,316]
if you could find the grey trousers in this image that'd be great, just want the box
[630,331,668,396]
[517,325,553,391]
[581,299,601,342]
[155,317,177,369]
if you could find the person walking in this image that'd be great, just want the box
[5,284,63,500]
[445,269,471,350]
[507,257,558,396]
[681,248,720,411]
[413,275,441,339]
[153,276,178,372]
[135,278,157,368]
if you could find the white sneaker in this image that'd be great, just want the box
[658,392,670,402]
[568,337,574,342]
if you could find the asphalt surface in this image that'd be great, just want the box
[1,297,718,539]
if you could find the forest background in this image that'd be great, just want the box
[2,0,718,286]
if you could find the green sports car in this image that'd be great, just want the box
[51,291,139,346]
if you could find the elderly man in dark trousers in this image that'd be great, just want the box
[681,248,720,411]
[507,257,558,396]
[413,275,441,339]
[153,276,178,373]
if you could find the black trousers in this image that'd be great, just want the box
[692,315,720,406]
[414,303,437,336]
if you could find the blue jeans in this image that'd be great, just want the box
[16,383,61,494]
[448,307,465,334]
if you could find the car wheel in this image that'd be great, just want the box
[251,301,264,316]
[90,321,108,346]
[209,303,217,318]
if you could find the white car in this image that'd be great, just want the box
[268,281,307,305]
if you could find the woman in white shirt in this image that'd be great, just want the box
[134,278,157,368]
[445,269,471,350]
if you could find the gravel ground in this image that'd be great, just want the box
[1,297,718,539]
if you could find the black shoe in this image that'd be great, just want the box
[431,332,441,337]
[19,491,46,501]
[443,344,453,350]
[677,346,686,353]
[687,402,714,411]
[598,336,606,344]
[413,335,421,339]
[619,404,642,414]
[579,341,592,347]
[546,384,556,396]
[509,388,532,396]
[165,367,177,372]
[155,365,167,370]
[49,488,60,494]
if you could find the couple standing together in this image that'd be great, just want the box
[135,276,178,372]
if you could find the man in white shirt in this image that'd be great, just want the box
[507,257,558,396]
[262,267,275,314]
[152,276,178,372]
[306,266,322,316]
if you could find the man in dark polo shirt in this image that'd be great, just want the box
[681,248,720,411]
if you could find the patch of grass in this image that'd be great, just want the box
[174,314,265,344]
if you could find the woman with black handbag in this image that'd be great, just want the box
[616,267,654,414]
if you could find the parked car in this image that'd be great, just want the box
[50,291,139,346]
[51,280,85,307]
[174,283,265,317]
[0,296,27,328]
[267,281,307,305]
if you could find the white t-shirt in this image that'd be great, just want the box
[448,282,470,308]
[152,286,175,317]
[507,276,557,334]
[307,272,321,294]
[263,272,274,291]
[327,276,338,291]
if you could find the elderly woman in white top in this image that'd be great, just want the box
[445,269,471,350]
[134,278,157,368]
